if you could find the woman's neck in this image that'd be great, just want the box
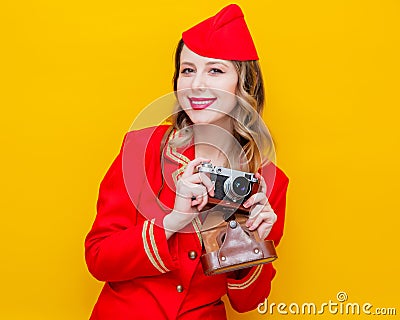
[193,121,236,167]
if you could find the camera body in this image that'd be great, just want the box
[198,162,259,216]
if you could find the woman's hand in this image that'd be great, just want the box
[163,158,215,239]
[243,173,277,239]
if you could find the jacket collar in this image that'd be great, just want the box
[163,128,195,183]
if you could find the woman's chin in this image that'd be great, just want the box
[186,110,229,126]
[189,118,212,125]
[188,115,220,125]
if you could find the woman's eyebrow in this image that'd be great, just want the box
[205,61,229,67]
[180,61,229,67]
[180,61,196,66]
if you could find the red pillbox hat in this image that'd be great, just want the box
[182,4,259,61]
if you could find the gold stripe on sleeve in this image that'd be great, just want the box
[149,218,170,273]
[142,220,166,273]
[227,265,263,290]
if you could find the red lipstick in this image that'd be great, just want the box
[188,97,217,110]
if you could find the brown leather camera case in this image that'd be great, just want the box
[200,214,277,276]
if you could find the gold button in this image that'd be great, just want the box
[176,285,184,293]
[188,250,197,260]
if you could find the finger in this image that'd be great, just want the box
[255,172,267,194]
[181,158,211,178]
[197,192,209,211]
[191,184,207,199]
[248,211,277,231]
[191,199,200,206]
[176,180,207,201]
[243,192,268,209]
[247,210,276,229]
[176,180,200,199]
[199,173,215,197]
[190,185,206,203]
[247,203,264,220]
[191,194,203,206]
[257,222,273,239]
[186,172,214,197]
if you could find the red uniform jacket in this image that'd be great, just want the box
[85,125,289,320]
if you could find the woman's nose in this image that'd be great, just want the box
[191,72,207,91]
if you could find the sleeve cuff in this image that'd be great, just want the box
[142,218,177,273]
[227,264,276,290]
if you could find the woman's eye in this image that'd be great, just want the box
[181,68,194,74]
[210,68,224,74]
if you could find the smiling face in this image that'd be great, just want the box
[176,45,239,129]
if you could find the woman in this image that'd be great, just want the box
[85,4,289,319]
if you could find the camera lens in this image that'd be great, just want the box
[232,176,250,196]
[223,176,251,202]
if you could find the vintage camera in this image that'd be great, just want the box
[198,162,259,216]
[197,162,277,276]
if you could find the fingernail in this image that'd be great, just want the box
[243,202,249,208]
[249,225,256,231]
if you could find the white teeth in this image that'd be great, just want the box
[192,100,213,105]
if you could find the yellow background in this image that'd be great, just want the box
[1,0,399,319]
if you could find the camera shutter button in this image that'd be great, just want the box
[229,220,237,229]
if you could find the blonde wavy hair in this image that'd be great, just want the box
[164,39,274,173]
